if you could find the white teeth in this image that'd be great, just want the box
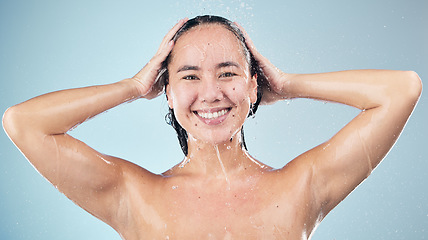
[197,109,229,119]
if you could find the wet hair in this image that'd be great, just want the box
[161,15,266,156]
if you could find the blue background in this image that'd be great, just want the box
[1,0,427,239]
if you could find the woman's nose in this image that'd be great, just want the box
[200,77,223,103]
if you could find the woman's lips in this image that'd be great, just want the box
[193,107,231,125]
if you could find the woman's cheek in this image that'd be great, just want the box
[173,84,196,106]
[225,80,250,104]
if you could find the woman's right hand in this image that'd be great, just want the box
[129,18,188,100]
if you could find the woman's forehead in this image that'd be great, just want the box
[170,25,247,67]
[177,24,237,42]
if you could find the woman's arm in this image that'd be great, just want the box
[2,18,187,229]
[238,24,422,216]
[2,78,142,228]
[284,70,422,213]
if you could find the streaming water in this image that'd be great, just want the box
[97,154,113,165]
[244,150,266,169]
[358,129,374,174]
[179,156,191,168]
[214,145,231,190]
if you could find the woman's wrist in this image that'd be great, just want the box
[280,73,300,99]
[119,78,146,100]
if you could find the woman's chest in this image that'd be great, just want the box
[127,178,314,239]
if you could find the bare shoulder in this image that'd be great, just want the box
[275,150,316,187]
[108,155,163,191]
[272,150,324,209]
[103,156,166,234]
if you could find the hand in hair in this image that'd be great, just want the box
[236,22,293,105]
[130,18,188,99]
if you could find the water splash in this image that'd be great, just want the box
[175,0,255,29]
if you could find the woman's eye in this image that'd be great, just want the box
[219,72,236,78]
[183,75,199,80]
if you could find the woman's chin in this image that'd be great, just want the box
[188,131,239,146]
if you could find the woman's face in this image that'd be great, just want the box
[166,24,257,144]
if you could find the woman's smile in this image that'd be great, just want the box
[194,107,232,125]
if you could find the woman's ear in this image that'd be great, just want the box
[249,73,258,104]
[166,84,174,109]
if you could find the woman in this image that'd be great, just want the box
[2,15,422,239]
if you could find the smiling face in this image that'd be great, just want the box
[166,24,257,145]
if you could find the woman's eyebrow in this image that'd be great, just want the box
[216,61,240,69]
[177,65,199,73]
[176,61,240,73]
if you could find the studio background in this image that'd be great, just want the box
[1,0,427,239]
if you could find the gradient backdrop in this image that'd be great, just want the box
[1,0,427,239]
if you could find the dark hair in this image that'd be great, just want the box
[161,15,266,156]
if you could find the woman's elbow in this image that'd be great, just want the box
[2,106,27,141]
[402,71,422,102]
[3,106,19,139]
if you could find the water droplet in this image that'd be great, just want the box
[172,185,178,189]
[179,157,190,168]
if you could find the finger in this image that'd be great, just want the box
[157,18,188,55]
[152,18,187,66]
[163,18,188,43]
[153,40,174,63]
[234,22,258,53]
[235,22,263,61]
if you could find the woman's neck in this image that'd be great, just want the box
[167,132,270,182]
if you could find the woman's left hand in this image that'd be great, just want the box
[236,23,294,104]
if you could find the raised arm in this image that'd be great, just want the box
[2,19,187,229]
[238,24,422,216]
[284,70,422,214]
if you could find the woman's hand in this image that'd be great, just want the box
[130,18,188,99]
[236,23,294,104]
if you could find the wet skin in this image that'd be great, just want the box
[2,18,422,239]
[123,163,319,239]
[166,24,257,145]
[151,25,316,239]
